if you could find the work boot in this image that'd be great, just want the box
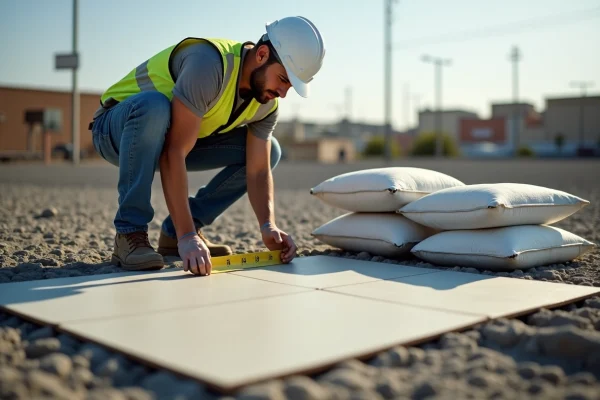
[157,229,232,258]
[111,231,165,271]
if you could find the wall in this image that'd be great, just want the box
[283,139,356,163]
[285,142,319,161]
[418,110,480,142]
[318,139,355,163]
[0,86,102,157]
[544,96,600,147]
[460,118,506,144]
[491,103,536,119]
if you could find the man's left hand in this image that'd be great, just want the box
[261,223,297,263]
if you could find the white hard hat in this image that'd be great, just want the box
[265,16,326,98]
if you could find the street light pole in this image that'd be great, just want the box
[383,0,400,163]
[569,81,594,149]
[383,0,392,162]
[422,54,451,157]
[509,46,521,156]
[71,0,80,165]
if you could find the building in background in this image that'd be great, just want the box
[281,137,356,163]
[456,96,599,157]
[417,109,480,143]
[541,96,600,156]
[0,85,101,161]
[2,86,598,162]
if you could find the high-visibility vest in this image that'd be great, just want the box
[100,37,278,138]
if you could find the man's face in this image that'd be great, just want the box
[249,47,293,104]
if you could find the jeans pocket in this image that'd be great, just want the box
[91,114,120,166]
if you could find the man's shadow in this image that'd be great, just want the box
[0,265,193,306]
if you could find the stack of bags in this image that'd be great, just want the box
[310,167,596,271]
[309,167,464,258]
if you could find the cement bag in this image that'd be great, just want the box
[399,183,589,230]
[310,167,465,212]
[311,212,438,258]
[411,225,596,271]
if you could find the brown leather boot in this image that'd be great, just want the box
[111,231,164,271]
[157,229,232,257]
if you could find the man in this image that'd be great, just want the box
[89,16,326,276]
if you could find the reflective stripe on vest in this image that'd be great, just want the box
[99,37,278,138]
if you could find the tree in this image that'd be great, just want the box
[362,135,401,158]
[517,146,534,157]
[410,132,460,157]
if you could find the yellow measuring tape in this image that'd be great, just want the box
[210,249,283,274]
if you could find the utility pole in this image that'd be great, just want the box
[71,0,80,165]
[345,86,353,121]
[412,93,422,130]
[421,54,451,157]
[509,45,521,156]
[344,86,354,139]
[570,81,594,149]
[383,0,398,162]
[403,83,410,131]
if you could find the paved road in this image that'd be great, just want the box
[1,158,598,194]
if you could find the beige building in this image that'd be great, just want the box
[282,138,356,163]
[417,109,479,142]
[489,102,545,148]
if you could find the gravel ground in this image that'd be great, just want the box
[1,159,600,400]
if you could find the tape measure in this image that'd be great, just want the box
[210,249,283,274]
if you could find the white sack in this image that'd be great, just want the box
[399,183,589,230]
[311,212,438,258]
[411,225,596,271]
[310,167,465,212]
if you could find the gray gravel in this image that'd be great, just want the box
[1,159,599,400]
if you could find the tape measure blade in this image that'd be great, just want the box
[211,249,282,272]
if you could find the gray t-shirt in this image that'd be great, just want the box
[94,41,279,140]
[169,41,278,140]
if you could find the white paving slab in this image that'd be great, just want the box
[229,255,439,289]
[327,270,600,319]
[2,256,597,393]
[0,269,310,325]
[59,290,484,393]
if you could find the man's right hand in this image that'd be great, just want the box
[177,234,212,276]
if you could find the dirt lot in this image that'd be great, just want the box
[1,158,599,399]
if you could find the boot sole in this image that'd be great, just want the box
[111,254,164,271]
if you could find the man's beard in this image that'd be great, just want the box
[240,64,278,104]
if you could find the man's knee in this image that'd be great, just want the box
[270,137,282,169]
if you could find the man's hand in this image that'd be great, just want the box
[178,233,212,275]
[261,222,297,263]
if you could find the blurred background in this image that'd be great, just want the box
[0,0,598,164]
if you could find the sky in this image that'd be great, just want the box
[1,0,599,130]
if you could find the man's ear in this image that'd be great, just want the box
[256,44,269,64]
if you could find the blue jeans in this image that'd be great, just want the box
[90,91,282,237]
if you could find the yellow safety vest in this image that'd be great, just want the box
[100,37,278,138]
